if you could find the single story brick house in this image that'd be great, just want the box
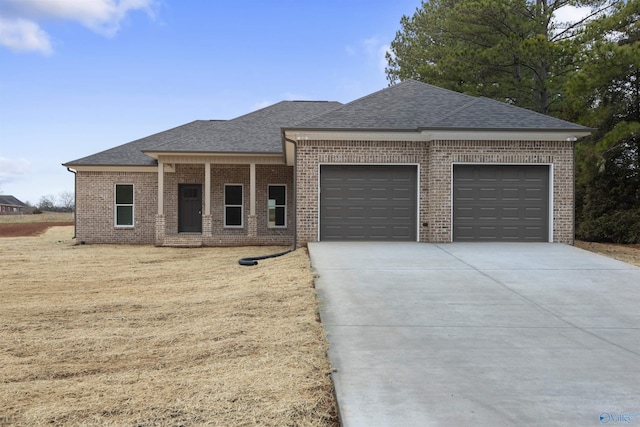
[63,80,592,247]
[0,195,26,214]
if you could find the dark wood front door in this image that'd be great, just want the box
[179,184,202,233]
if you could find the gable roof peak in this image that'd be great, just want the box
[291,78,477,130]
[292,79,590,132]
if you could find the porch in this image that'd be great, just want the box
[149,155,294,248]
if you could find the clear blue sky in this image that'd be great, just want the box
[0,0,589,205]
[0,0,419,204]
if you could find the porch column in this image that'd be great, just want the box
[203,161,212,237]
[155,160,165,246]
[248,163,257,238]
[157,160,164,215]
[204,162,211,215]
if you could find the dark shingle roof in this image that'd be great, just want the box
[149,101,342,153]
[0,195,26,207]
[64,102,341,166]
[428,96,587,129]
[65,80,590,167]
[65,120,224,166]
[294,79,589,131]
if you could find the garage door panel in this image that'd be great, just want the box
[320,165,417,241]
[453,165,549,242]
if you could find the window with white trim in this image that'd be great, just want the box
[268,185,286,228]
[224,184,243,227]
[115,184,134,227]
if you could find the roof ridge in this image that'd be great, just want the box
[474,96,586,127]
[144,119,231,151]
[289,101,342,126]
[402,79,477,99]
[427,96,483,126]
[292,79,477,128]
[225,100,337,123]
[146,100,344,153]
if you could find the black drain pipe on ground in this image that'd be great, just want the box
[238,248,294,266]
[238,134,299,266]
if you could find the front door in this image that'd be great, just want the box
[178,184,202,233]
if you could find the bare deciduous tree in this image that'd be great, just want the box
[58,191,75,211]
[38,194,56,211]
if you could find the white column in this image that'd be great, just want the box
[205,161,211,215]
[250,163,256,216]
[157,160,164,215]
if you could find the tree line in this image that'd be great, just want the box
[386,0,639,243]
[19,191,75,213]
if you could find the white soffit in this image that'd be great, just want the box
[285,129,590,143]
[423,130,592,141]
[287,130,429,142]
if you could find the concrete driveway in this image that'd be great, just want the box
[308,242,640,427]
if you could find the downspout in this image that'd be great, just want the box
[287,134,298,251]
[237,134,299,266]
[66,167,77,239]
[572,137,577,246]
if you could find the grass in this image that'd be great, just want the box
[0,226,337,426]
[0,212,74,223]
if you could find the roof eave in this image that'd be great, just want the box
[62,164,157,172]
[421,128,594,141]
[281,126,594,166]
[282,126,593,141]
[142,150,284,159]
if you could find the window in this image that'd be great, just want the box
[224,184,243,227]
[115,184,134,227]
[268,185,286,227]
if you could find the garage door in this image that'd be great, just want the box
[320,165,417,241]
[453,165,549,241]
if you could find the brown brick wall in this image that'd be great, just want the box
[295,139,574,246]
[202,164,294,246]
[427,140,574,244]
[77,139,574,246]
[295,140,429,245]
[76,165,294,246]
[76,171,157,244]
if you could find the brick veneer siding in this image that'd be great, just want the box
[76,164,294,246]
[294,139,575,246]
[428,140,574,244]
[295,140,429,245]
[77,139,574,246]
[75,171,157,244]
[197,164,294,246]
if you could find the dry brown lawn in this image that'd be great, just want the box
[0,226,338,426]
[0,212,74,224]
[575,240,640,267]
[3,217,638,427]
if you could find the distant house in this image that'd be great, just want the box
[63,80,593,246]
[0,195,26,214]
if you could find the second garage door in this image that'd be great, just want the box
[320,165,418,241]
[453,165,550,241]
